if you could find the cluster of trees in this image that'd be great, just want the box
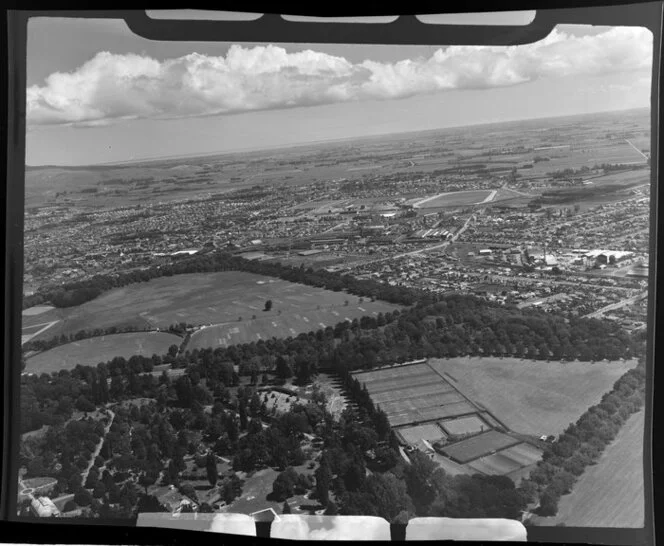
[547,165,594,179]
[592,163,645,173]
[233,396,329,472]
[271,467,314,502]
[48,287,105,308]
[299,405,527,522]
[519,360,646,517]
[176,296,637,389]
[21,291,639,434]
[21,416,107,496]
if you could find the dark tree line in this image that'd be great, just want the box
[23,323,189,356]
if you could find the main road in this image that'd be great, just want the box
[582,290,648,319]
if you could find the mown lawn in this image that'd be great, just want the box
[428,357,636,436]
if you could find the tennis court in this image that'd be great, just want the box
[441,430,520,463]
[380,392,466,415]
[390,402,476,426]
[467,452,523,475]
[500,443,543,467]
[354,363,433,383]
[360,366,436,382]
[366,375,444,395]
[395,423,447,445]
[372,382,456,403]
[440,414,489,436]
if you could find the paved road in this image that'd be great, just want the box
[625,139,649,161]
[582,290,648,318]
[80,409,115,488]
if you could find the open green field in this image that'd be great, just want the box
[23,271,401,343]
[25,331,181,373]
[533,409,645,528]
[428,357,637,436]
[189,296,396,350]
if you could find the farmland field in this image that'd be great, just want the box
[441,430,520,463]
[427,357,636,436]
[525,141,648,176]
[25,331,181,373]
[533,409,645,528]
[22,271,401,344]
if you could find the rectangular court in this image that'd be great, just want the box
[440,414,490,436]
[440,430,521,463]
[371,382,457,403]
[366,375,445,395]
[466,451,524,475]
[379,392,466,414]
[396,423,447,446]
[353,361,483,429]
[354,363,434,382]
[389,401,477,427]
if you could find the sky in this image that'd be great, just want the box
[25,16,653,166]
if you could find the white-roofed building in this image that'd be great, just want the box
[30,496,60,517]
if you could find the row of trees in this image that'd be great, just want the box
[23,323,188,357]
[519,360,646,517]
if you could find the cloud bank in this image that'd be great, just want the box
[27,26,652,126]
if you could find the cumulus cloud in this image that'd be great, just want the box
[27,26,652,126]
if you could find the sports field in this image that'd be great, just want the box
[353,362,480,428]
[396,423,447,446]
[25,331,181,374]
[440,414,490,436]
[441,430,520,463]
[535,409,645,528]
[466,442,542,476]
[427,357,637,436]
[22,272,401,344]
[467,452,523,475]
[189,298,395,350]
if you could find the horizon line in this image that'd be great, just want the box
[26,105,648,169]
